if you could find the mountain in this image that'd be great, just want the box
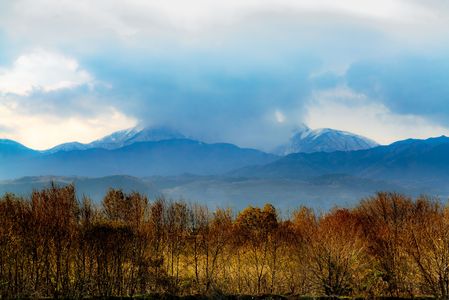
[2,136,449,210]
[0,138,278,180]
[46,126,186,153]
[0,139,37,157]
[89,126,186,150]
[149,173,406,210]
[232,136,449,186]
[46,142,89,153]
[274,124,378,155]
[0,140,40,179]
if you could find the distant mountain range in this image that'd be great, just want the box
[232,136,449,185]
[1,126,449,209]
[274,124,378,155]
[0,137,277,179]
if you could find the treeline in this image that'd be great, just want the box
[0,185,449,298]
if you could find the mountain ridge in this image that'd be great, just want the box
[232,135,449,184]
[2,134,449,209]
[0,138,278,179]
[45,126,187,153]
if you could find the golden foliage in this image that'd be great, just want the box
[0,188,448,298]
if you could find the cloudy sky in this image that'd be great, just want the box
[1,0,449,150]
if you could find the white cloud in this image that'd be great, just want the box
[0,49,126,150]
[0,99,137,150]
[0,50,92,96]
[0,0,446,51]
[304,87,449,144]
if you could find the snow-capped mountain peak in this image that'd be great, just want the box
[275,124,379,155]
[46,126,187,153]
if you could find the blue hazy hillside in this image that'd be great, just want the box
[0,138,277,179]
[232,136,449,183]
[0,139,37,157]
[1,125,380,180]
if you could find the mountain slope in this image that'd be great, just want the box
[0,139,37,157]
[154,174,406,210]
[233,136,449,185]
[275,124,378,155]
[0,139,278,179]
[0,140,40,180]
[0,174,408,210]
[89,126,186,150]
[46,126,186,153]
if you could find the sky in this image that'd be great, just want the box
[1,0,449,150]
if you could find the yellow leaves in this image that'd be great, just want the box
[235,204,278,233]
